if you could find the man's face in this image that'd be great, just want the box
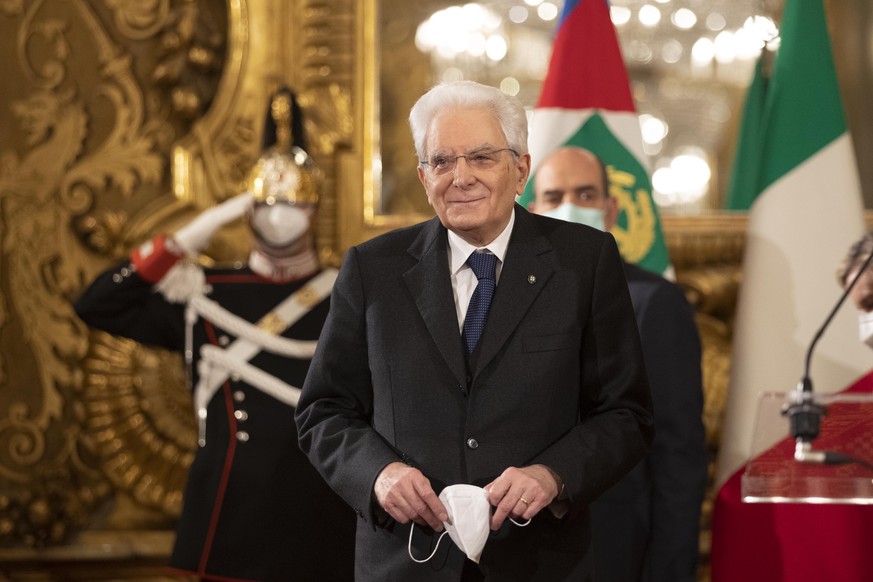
[531,148,617,230]
[417,107,530,246]
[847,264,873,313]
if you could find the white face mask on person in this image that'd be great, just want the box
[542,203,605,231]
[407,484,529,565]
[249,204,310,248]
[859,311,873,349]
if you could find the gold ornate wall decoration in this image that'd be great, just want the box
[80,332,195,517]
[104,0,171,41]
[663,214,746,579]
[0,0,227,549]
[296,86,352,266]
[2,0,364,557]
[665,214,746,459]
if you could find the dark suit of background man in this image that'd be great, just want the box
[531,146,707,582]
[75,90,355,582]
[295,80,654,581]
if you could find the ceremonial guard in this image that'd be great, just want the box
[74,90,355,581]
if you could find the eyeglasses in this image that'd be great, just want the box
[419,148,518,176]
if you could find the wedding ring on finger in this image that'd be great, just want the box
[519,497,529,505]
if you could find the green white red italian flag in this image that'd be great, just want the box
[518,0,670,275]
[712,1,871,580]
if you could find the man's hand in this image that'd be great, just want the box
[374,462,448,532]
[173,192,254,256]
[484,464,562,530]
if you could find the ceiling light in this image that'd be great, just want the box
[714,30,737,64]
[611,6,632,26]
[485,34,508,61]
[671,8,697,30]
[509,5,529,24]
[537,2,559,21]
[705,12,726,31]
[691,37,715,65]
[661,39,683,64]
[639,4,662,27]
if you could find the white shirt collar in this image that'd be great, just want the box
[447,210,515,277]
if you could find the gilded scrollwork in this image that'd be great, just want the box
[104,0,171,40]
[664,215,746,575]
[298,83,354,157]
[0,0,221,550]
[80,332,195,516]
[74,208,131,256]
[0,404,46,478]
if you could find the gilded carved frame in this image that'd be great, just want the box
[337,0,433,253]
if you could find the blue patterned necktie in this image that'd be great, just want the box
[462,251,498,356]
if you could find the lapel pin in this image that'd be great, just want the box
[527,275,537,284]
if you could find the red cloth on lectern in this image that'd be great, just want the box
[711,371,873,582]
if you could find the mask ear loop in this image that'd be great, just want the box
[408,523,449,563]
[408,516,530,564]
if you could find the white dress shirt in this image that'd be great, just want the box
[447,211,515,332]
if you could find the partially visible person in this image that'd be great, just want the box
[532,146,707,582]
[838,230,873,340]
[74,89,355,581]
[296,81,654,581]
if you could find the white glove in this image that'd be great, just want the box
[173,192,254,256]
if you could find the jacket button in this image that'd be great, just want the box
[234,409,248,421]
[236,431,250,442]
[466,438,479,450]
[233,390,245,402]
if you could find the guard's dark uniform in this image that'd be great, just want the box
[74,238,355,582]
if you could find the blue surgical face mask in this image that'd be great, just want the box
[542,203,605,231]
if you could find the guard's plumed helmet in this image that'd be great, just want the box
[248,88,320,206]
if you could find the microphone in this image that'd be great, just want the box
[781,241,873,467]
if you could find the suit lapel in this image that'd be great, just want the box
[474,206,554,376]
[402,218,467,386]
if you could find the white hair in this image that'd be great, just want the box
[408,80,529,160]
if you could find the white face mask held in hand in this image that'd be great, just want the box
[407,484,530,565]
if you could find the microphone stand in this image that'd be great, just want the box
[782,244,873,467]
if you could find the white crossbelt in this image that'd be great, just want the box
[186,268,337,445]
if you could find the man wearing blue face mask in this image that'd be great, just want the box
[529,147,616,232]
[531,146,707,582]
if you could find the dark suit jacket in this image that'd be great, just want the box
[590,263,706,582]
[296,205,654,581]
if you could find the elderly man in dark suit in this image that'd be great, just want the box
[296,81,654,581]
[531,146,707,582]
